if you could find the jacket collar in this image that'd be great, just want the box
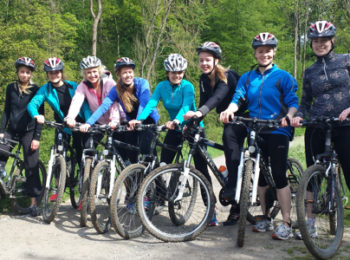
[316,51,335,63]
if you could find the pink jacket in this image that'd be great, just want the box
[67,76,125,124]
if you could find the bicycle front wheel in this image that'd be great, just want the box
[80,158,92,227]
[137,163,214,242]
[110,163,145,239]
[296,164,344,259]
[43,155,66,224]
[237,159,253,247]
[68,154,82,209]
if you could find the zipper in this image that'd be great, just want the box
[258,74,265,119]
[322,58,329,81]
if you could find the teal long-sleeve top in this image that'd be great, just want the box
[137,79,197,126]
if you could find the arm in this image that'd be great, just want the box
[86,89,116,125]
[66,83,86,121]
[175,83,195,124]
[137,83,161,121]
[27,85,46,118]
[136,79,152,119]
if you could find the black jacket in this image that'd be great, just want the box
[198,70,247,116]
[0,81,44,140]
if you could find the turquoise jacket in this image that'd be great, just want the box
[138,79,202,127]
[27,80,91,134]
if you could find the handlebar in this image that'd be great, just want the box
[299,117,348,127]
[230,116,281,129]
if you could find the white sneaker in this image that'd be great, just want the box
[252,216,273,232]
[272,222,293,240]
[295,221,318,240]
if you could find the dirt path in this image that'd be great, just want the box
[0,153,349,260]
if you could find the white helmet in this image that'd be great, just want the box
[164,53,187,72]
[80,55,102,70]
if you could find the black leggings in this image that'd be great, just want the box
[305,126,350,191]
[258,134,289,189]
[0,130,41,197]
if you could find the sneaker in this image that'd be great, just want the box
[223,205,239,226]
[252,215,273,232]
[295,220,318,240]
[272,222,293,240]
[30,206,39,217]
[49,190,58,202]
[209,207,219,227]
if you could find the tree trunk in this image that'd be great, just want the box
[90,0,103,56]
[293,0,299,78]
[302,0,309,78]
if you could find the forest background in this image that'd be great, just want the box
[0,0,349,143]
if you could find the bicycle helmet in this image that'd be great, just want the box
[252,33,278,49]
[307,21,336,39]
[80,55,102,70]
[164,53,188,72]
[196,41,222,59]
[114,57,136,71]
[15,57,36,71]
[43,57,64,72]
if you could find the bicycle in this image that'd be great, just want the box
[89,124,142,234]
[230,116,303,247]
[42,121,81,223]
[110,124,184,239]
[0,137,46,214]
[296,117,347,259]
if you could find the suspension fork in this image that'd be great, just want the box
[46,148,56,189]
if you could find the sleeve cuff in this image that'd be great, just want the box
[198,106,209,116]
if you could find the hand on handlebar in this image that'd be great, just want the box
[35,115,45,124]
[65,117,76,128]
[165,119,179,130]
[184,111,202,121]
[79,123,91,133]
[290,116,303,127]
[128,119,141,130]
[339,108,350,122]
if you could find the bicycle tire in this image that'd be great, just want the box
[43,155,66,224]
[296,164,344,259]
[137,163,214,242]
[80,158,92,227]
[237,159,253,247]
[12,160,47,214]
[110,163,145,238]
[89,160,114,234]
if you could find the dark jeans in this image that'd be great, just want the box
[0,130,41,197]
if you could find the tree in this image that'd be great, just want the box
[90,0,103,56]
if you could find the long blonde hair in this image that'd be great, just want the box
[215,64,228,84]
[115,76,138,113]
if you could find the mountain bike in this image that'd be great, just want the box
[230,117,303,247]
[0,137,46,213]
[110,124,184,239]
[42,121,81,223]
[296,117,347,259]
[136,117,220,242]
[89,124,142,234]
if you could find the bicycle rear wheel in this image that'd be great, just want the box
[80,158,92,227]
[43,155,66,224]
[296,165,344,259]
[110,163,145,238]
[68,153,82,209]
[12,160,47,214]
[137,163,214,242]
[237,159,253,247]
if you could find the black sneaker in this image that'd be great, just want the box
[223,205,239,226]
[30,206,39,217]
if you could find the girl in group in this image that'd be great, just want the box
[27,57,91,201]
[0,57,43,216]
[184,42,247,226]
[220,33,299,240]
[130,53,198,164]
[291,21,350,238]
[81,57,159,163]
[65,55,125,144]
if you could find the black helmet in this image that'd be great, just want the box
[252,33,278,49]
[308,21,336,39]
[44,57,64,72]
[164,53,188,72]
[80,55,102,70]
[196,41,222,59]
[15,57,35,71]
[114,57,136,71]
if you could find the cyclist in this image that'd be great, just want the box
[184,42,247,226]
[291,21,350,237]
[65,56,125,148]
[81,57,159,163]
[0,57,43,216]
[220,33,299,240]
[27,57,91,201]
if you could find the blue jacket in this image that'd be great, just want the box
[232,64,299,137]
[138,79,197,126]
[87,77,159,125]
[27,80,91,134]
